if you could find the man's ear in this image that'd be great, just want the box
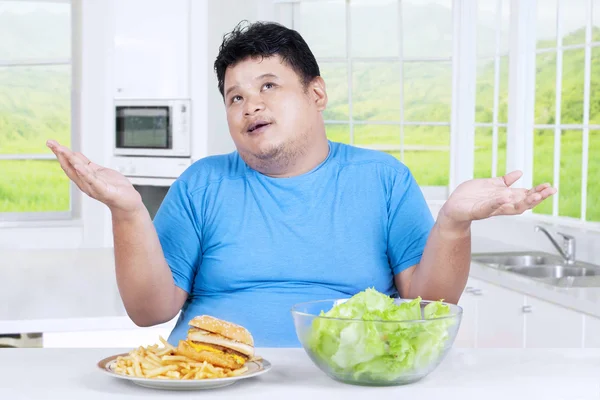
[310,76,328,112]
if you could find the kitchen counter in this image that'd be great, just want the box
[0,247,175,335]
[0,348,598,399]
[2,237,600,337]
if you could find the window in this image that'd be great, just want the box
[474,0,510,180]
[290,0,454,195]
[532,0,599,222]
[0,0,73,220]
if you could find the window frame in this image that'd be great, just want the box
[0,0,80,223]
[286,0,460,201]
[531,0,597,223]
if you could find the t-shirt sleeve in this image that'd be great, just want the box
[387,166,435,276]
[153,179,202,294]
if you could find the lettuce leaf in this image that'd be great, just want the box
[307,288,456,382]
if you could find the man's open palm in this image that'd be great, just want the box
[441,170,557,223]
[47,140,143,213]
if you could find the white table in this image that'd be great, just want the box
[0,348,599,399]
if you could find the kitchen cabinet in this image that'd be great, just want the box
[453,276,585,349]
[584,316,600,348]
[113,0,190,99]
[475,280,525,348]
[454,278,478,348]
[524,297,584,348]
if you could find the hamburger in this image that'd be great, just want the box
[177,315,254,370]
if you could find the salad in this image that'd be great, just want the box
[306,288,457,381]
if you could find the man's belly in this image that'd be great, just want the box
[167,288,351,348]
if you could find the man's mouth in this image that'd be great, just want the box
[247,121,272,134]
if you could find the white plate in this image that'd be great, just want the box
[97,353,272,390]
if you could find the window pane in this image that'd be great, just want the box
[559,130,582,219]
[321,63,348,120]
[498,56,509,123]
[535,52,557,124]
[0,65,71,154]
[326,124,350,144]
[594,0,600,41]
[475,60,494,123]
[561,0,587,45]
[589,47,600,124]
[497,126,507,176]
[402,0,452,59]
[0,1,71,60]
[0,160,70,212]
[537,0,557,48]
[474,126,507,178]
[561,49,585,124]
[403,125,449,186]
[351,0,399,57]
[474,127,493,178]
[353,124,399,148]
[352,62,400,121]
[475,57,509,123]
[404,61,452,122]
[476,0,510,57]
[588,130,600,221]
[532,129,555,216]
[296,0,346,59]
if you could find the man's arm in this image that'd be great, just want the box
[47,140,188,326]
[395,170,556,304]
[112,207,188,326]
[394,212,471,304]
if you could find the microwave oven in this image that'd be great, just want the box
[114,99,191,157]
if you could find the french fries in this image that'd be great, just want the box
[111,336,249,380]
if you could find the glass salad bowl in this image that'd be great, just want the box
[291,289,462,386]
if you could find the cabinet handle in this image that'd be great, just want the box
[472,289,483,296]
[522,305,533,313]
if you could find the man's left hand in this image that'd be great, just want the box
[439,170,557,226]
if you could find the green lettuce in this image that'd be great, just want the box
[306,288,457,382]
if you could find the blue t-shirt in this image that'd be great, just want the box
[153,141,434,348]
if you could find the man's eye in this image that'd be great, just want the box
[231,95,242,103]
[263,83,275,90]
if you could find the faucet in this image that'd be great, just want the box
[534,225,576,265]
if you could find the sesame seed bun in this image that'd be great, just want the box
[188,315,254,347]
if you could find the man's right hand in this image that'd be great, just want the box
[47,139,144,215]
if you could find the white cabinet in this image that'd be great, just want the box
[524,297,584,348]
[454,278,478,348]
[475,280,525,348]
[114,0,190,99]
[584,316,600,348]
[453,276,586,349]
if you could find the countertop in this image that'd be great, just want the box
[2,236,600,335]
[0,247,174,334]
[0,348,598,399]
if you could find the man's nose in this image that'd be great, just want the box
[244,95,265,116]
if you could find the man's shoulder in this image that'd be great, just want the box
[177,151,247,192]
[330,141,409,176]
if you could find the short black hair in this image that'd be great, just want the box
[214,20,320,97]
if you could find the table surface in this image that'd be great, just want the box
[0,347,599,400]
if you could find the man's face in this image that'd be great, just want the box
[223,55,325,171]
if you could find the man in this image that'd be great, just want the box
[47,21,555,347]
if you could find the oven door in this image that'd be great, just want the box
[115,105,176,156]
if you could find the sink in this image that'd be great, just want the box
[472,251,600,287]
